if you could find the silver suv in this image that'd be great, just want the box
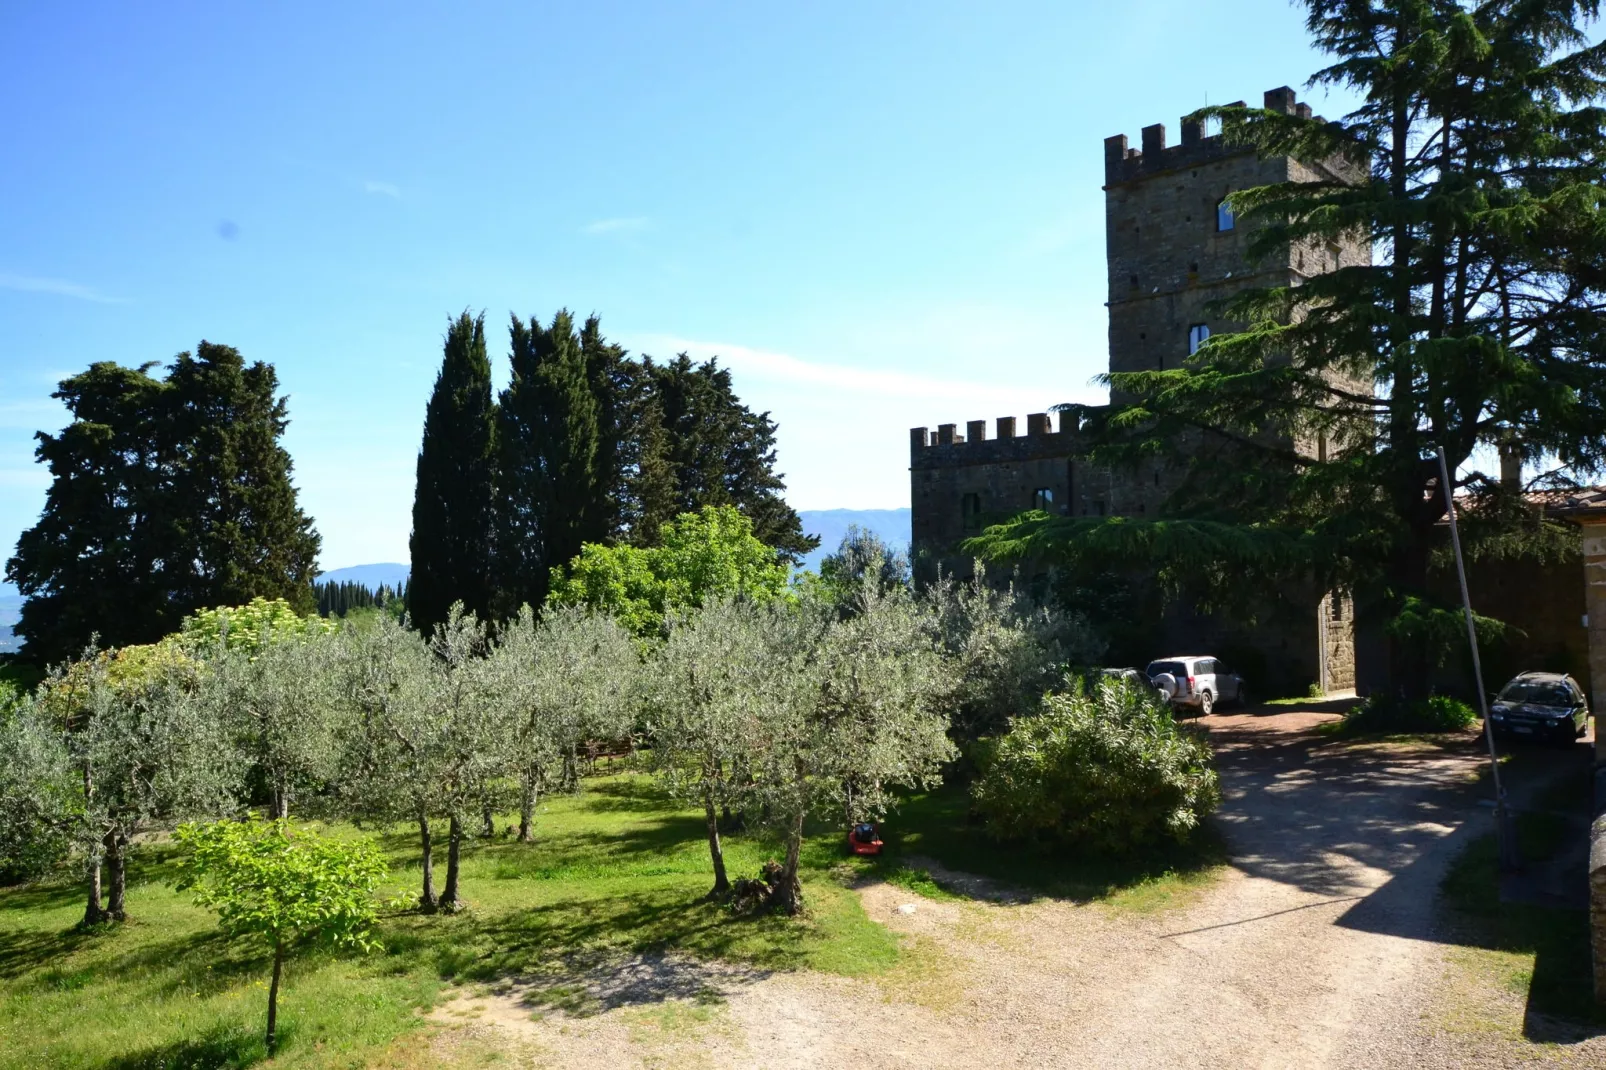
[1146,656,1245,716]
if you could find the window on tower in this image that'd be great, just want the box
[1031,488,1054,511]
[1188,323,1211,355]
[961,493,982,530]
[1216,198,1235,231]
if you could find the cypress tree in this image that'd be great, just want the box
[494,310,599,614]
[409,312,497,637]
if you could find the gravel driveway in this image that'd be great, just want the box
[429,706,1603,1068]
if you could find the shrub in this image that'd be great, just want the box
[1335,694,1477,735]
[970,681,1220,853]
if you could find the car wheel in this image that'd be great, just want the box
[1199,689,1214,716]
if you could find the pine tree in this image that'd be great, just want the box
[7,349,320,665]
[494,311,599,615]
[971,0,1606,696]
[643,355,816,561]
[409,312,497,637]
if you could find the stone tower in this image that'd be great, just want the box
[1105,86,1366,381]
[907,86,1366,692]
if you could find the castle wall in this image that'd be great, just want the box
[908,87,1372,693]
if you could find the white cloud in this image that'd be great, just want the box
[583,217,649,235]
[363,180,402,199]
[630,335,1105,511]
[635,334,1102,412]
[0,273,128,304]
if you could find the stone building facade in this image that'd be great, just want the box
[910,87,1369,692]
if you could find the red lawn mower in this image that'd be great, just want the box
[847,822,883,857]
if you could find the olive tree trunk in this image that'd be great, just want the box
[517,767,541,843]
[104,832,127,921]
[81,845,104,927]
[416,805,438,912]
[775,804,807,916]
[702,788,729,898]
[440,813,465,913]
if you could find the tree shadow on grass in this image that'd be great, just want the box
[0,925,94,979]
[96,1023,270,1070]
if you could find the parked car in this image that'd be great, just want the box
[1488,671,1589,743]
[1145,656,1245,716]
[1096,667,1160,694]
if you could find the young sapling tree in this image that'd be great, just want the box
[174,817,388,1055]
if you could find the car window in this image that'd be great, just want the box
[1497,679,1577,706]
[1195,659,1216,674]
[1147,661,1186,678]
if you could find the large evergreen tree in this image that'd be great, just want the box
[645,354,816,561]
[165,344,321,616]
[972,0,1606,695]
[409,312,497,636]
[7,348,320,664]
[494,310,599,614]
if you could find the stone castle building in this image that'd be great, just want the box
[910,87,1370,692]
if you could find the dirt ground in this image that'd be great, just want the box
[419,706,1605,1069]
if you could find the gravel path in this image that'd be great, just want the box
[425,707,1604,1068]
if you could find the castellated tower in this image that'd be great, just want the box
[908,86,1366,692]
[1105,86,1365,383]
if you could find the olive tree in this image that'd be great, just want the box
[36,643,240,924]
[206,629,343,819]
[423,606,517,910]
[736,581,957,914]
[923,566,1102,739]
[490,604,639,843]
[333,614,447,909]
[0,697,78,884]
[645,596,777,896]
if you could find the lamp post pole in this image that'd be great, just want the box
[1436,446,1520,871]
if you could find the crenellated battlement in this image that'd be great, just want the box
[909,411,1087,469]
[1104,86,1311,186]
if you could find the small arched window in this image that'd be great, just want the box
[1031,488,1054,511]
[961,493,982,530]
[1188,323,1211,355]
[1216,198,1235,231]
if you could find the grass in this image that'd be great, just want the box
[858,783,1228,910]
[0,770,1221,1067]
[1439,811,1606,1031]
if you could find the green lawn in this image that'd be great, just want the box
[0,770,1221,1068]
[1439,809,1606,1029]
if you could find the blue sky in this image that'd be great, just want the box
[0,1,1357,570]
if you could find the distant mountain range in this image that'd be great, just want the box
[795,508,911,572]
[317,563,411,590]
[0,582,20,655]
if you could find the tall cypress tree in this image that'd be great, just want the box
[494,310,599,614]
[409,312,497,637]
